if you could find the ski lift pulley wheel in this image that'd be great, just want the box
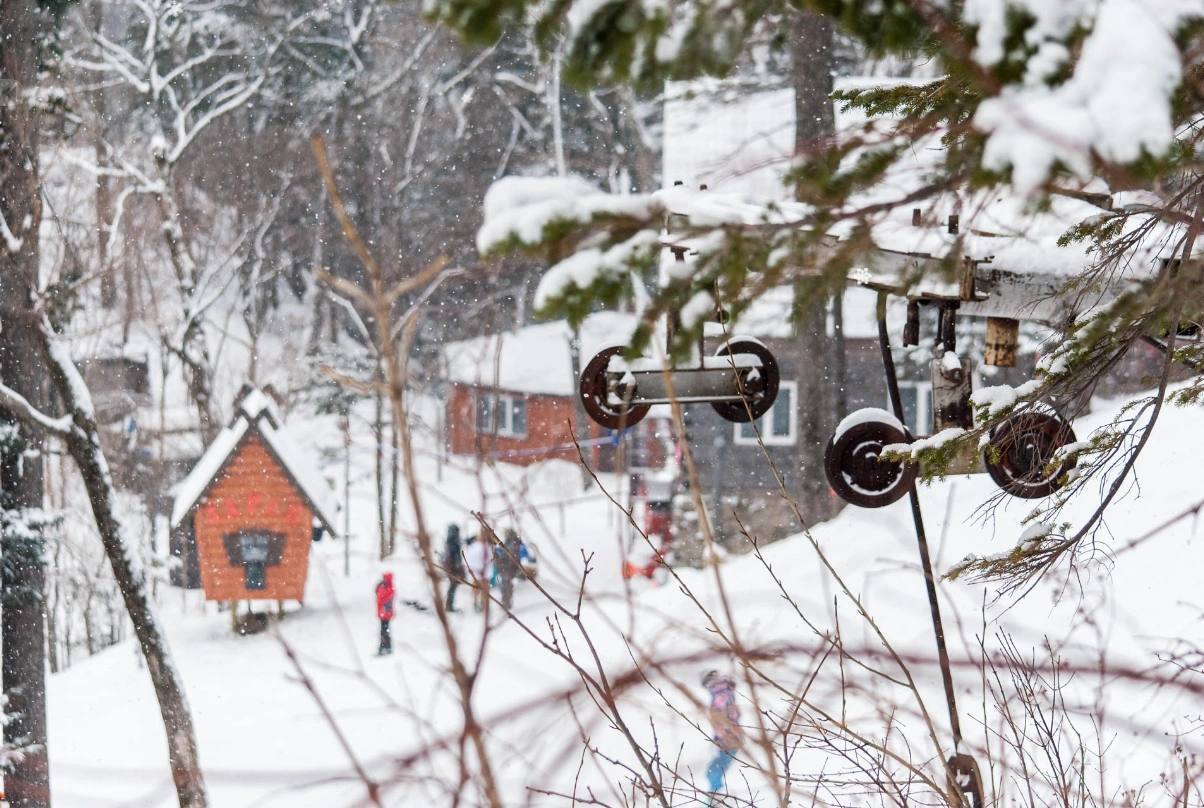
[708,340,781,423]
[579,345,651,431]
[824,415,917,508]
[948,753,985,808]
[983,410,1077,499]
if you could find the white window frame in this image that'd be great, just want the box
[477,392,527,439]
[733,381,797,446]
[892,380,933,436]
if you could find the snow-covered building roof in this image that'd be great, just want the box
[170,389,337,532]
[724,283,904,341]
[663,76,1181,284]
[443,311,639,397]
[445,286,900,399]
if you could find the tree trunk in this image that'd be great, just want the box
[791,11,836,149]
[42,342,209,808]
[0,2,52,803]
[90,10,116,311]
[790,10,842,524]
[388,405,399,557]
[375,364,387,559]
[151,179,218,443]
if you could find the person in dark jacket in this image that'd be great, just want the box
[496,528,524,611]
[375,572,396,655]
[443,524,465,612]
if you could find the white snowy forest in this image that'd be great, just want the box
[0,0,1203,806]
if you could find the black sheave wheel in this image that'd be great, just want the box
[824,413,917,508]
[983,410,1076,499]
[709,339,781,423]
[578,346,651,430]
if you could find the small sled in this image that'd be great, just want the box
[824,267,1078,508]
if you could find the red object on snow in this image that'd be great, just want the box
[375,573,395,621]
[622,537,672,580]
[644,500,671,540]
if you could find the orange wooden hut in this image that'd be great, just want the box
[169,388,336,603]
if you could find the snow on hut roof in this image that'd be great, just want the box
[170,390,337,532]
[232,387,282,429]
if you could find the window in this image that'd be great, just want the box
[221,529,283,591]
[239,533,270,590]
[894,381,933,436]
[734,382,797,446]
[476,393,527,438]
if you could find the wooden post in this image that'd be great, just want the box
[230,600,239,633]
[959,258,976,300]
[984,317,1020,367]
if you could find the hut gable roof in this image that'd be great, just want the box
[170,390,337,533]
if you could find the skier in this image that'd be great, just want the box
[375,571,396,655]
[518,539,538,582]
[443,523,465,612]
[701,670,742,801]
[463,533,493,612]
[496,528,524,611]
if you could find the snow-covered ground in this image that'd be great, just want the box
[45,388,1204,806]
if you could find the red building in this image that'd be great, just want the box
[170,388,336,602]
[442,312,671,470]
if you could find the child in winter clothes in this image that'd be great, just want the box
[701,670,742,799]
[495,529,524,611]
[375,572,396,655]
[443,524,465,612]
[463,534,493,612]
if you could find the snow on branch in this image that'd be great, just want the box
[968,0,1202,194]
[477,175,804,256]
[0,210,23,254]
[533,230,661,312]
[477,176,657,254]
[0,382,72,437]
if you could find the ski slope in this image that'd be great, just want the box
[46,389,1204,806]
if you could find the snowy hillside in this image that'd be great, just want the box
[46,386,1204,806]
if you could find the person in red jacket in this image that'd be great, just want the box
[375,572,396,655]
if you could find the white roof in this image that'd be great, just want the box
[663,77,926,201]
[443,311,639,397]
[716,284,903,341]
[170,390,337,532]
[442,290,891,399]
[663,76,1177,282]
